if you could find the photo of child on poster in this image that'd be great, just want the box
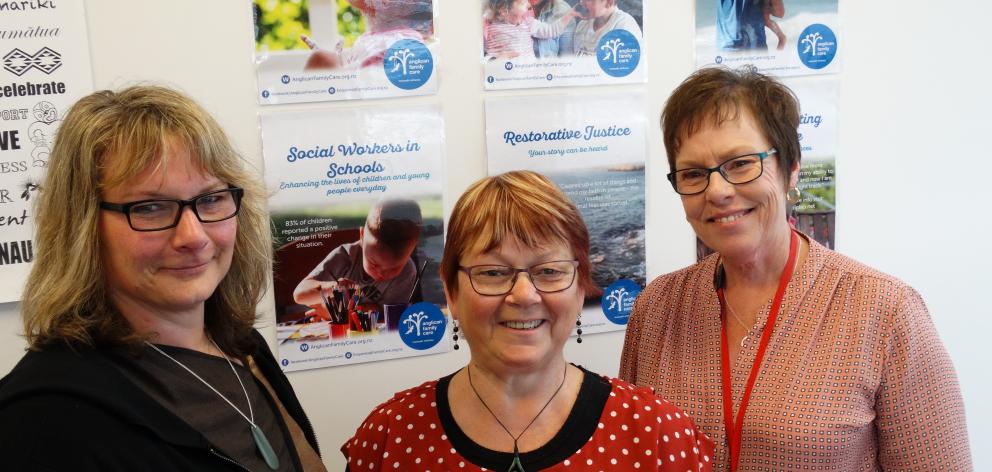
[695,0,839,76]
[254,0,438,103]
[482,0,645,89]
[271,197,443,344]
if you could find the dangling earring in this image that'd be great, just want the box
[787,187,802,204]
[452,319,460,350]
[575,314,583,344]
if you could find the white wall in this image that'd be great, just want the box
[0,0,987,469]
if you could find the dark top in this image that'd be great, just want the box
[112,343,296,471]
[0,330,320,471]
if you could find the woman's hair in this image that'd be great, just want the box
[22,85,271,356]
[661,67,801,186]
[441,170,595,295]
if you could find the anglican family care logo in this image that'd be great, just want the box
[596,30,640,78]
[384,39,433,90]
[798,24,837,70]
[601,279,641,325]
[398,302,446,350]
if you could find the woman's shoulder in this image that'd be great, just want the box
[589,374,715,466]
[601,375,698,418]
[811,241,918,297]
[352,379,440,427]
[640,255,716,299]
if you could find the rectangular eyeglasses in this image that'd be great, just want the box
[99,187,243,231]
[459,260,579,296]
[667,148,777,195]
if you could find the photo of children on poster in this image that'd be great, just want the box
[695,0,839,77]
[254,0,438,104]
[261,105,447,371]
[485,93,646,334]
[482,0,646,89]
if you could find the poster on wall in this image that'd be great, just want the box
[0,1,93,302]
[787,76,838,248]
[485,93,646,335]
[254,0,438,104]
[694,0,839,77]
[482,0,645,90]
[695,76,838,260]
[261,105,447,371]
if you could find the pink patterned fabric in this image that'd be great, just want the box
[620,237,972,471]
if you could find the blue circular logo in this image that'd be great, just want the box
[797,24,837,69]
[299,343,309,352]
[384,39,433,90]
[715,56,724,64]
[261,90,270,98]
[398,302,447,350]
[546,74,553,81]
[601,279,641,325]
[487,76,495,84]
[328,87,336,94]
[596,29,640,77]
[345,352,352,359]
[504,62,513,71]
[280,75,290,84]
[280,359,289,367]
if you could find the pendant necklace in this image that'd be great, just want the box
[146,339,280,470]
[722,237,803,349]
[467,364,567,472]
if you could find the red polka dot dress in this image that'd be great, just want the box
[343,367,714,471]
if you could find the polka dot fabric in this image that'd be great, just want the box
[342,375,714,471]
[620,237,972,470]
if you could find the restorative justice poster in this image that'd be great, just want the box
[695,0,840,77]
[253,0,439,104]
[260,105,448,371]
[0,1,93,302]
[482,0,646,90]
[485,93,646,335]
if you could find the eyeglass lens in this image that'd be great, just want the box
[129,189,239,230]
[672,153,764,194]
[467,261,577,295]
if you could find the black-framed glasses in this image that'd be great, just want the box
[100,187,243,231]
[667,148,777,195]
[459,260,579,296]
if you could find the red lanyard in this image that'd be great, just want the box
[718,231,798,472]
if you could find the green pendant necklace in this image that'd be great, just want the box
[467,365,567,472]
[146,340,280,470]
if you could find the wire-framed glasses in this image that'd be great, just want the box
[667,148,777,195]
[459,260,579,296]
[100,187,243,231]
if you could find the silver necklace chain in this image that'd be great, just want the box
[724,236,804,348]
[145,339,256,428]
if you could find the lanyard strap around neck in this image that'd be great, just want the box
[718,230,798,472]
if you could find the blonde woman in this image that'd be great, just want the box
[0,86,324,471]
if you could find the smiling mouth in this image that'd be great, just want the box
[711,209,752,224]
[164,261,210,271]
[501,320,544,330]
